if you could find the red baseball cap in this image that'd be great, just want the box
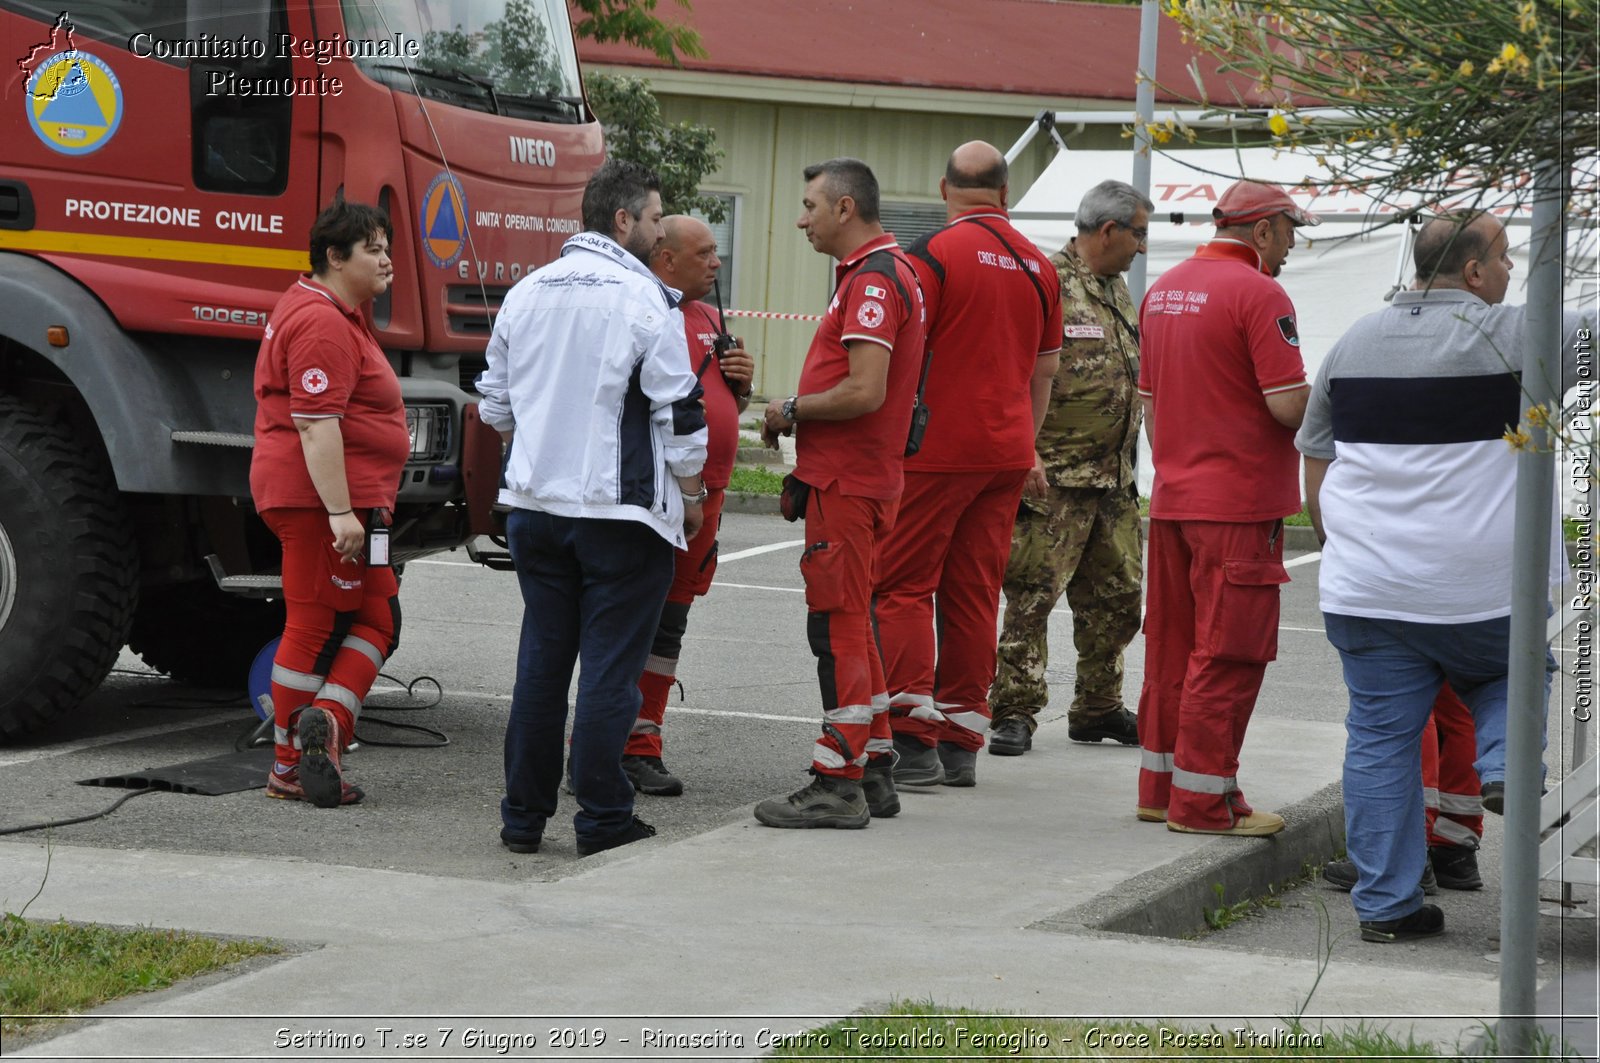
[1213,180,1321,227]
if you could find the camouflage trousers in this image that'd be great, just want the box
[991,482,1143,728]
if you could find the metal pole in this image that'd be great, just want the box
[1004,110,1054,166]
[1128,0,1159,303]
[1499,158,1565,1058]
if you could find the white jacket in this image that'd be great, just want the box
[477,232,708,548]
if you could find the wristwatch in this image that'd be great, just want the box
[782,395,800,422]
[681,483,708,505]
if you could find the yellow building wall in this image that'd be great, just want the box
[651,92,1134,399]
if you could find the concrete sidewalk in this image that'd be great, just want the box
[1,713,1525,1062]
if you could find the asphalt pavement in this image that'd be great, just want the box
[0,509,1595,1061]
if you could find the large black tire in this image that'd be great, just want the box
[128,582,285,689]
[0,395,139,740]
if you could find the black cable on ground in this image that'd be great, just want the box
[355,673,449,748]
[0,788,159,836]
[3,675,449,834]
[234,673,451,749]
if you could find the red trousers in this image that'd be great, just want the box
[261,508,399,766]
[1137,518,1288,829]
[1422,684,1484,848]
[626,488,726,759]
[802,482,896,780]
[874,468,1029,751]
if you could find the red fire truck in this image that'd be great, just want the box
[0,0,604,737]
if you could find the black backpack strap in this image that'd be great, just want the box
[855,247,932,388]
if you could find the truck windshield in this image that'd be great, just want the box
[341,0,584,120]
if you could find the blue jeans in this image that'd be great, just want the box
[1324,612,1552,922]
[501,510,673,847]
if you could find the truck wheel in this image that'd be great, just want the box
[128,583,285,689]
[0,395,139,740]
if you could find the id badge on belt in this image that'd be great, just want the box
[366,508,392,567]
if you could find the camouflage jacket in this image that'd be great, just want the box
[1038,242,1142,489]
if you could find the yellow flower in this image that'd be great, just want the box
[1504,426,1534,451]
[1501,42,1520,62]
[1458,59,1475,76]
[1268,113,1290,136]
[1526,404,1551,429]
[1517,1,1538,33]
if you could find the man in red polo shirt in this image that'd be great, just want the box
[622,215,755,796]
[872,141,1061,790]
[1136,180,1316,837]
[754,157,927,829]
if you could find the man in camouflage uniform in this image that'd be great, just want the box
[989,180,1151,756]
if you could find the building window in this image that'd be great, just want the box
[692,194,738,308]
[879,201,947,248]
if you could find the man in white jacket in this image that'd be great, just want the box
[477,159,709,857]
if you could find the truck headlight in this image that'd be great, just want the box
[406,404,452,462]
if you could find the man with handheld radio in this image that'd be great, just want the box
[754,157,927,829]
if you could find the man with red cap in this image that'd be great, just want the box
[1135,180,1317,836]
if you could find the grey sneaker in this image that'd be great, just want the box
[622,755,684,796]
[862,757,900,818]
[937,742,976,787]
[891,733,944,787]
[754,773,869,829]
[1428,845,1483,891]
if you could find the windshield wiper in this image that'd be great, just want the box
[368,62,500,114]
[493,90,583,122]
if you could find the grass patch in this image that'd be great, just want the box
[728,465,785,495]
[768,1000,1486,1060]
[0,912,280,1038]
[1193,860,1324,936]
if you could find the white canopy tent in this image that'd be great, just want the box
[1009,146,1593,501]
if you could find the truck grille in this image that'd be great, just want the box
[460,357,488,396]
[445,284,509,336]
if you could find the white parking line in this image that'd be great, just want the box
[461,690,812,724]
[415,539,805,568]
[718,540,805,562]
[710,581,804,594]
[1285,552,1322,568]
[666,705,814,724]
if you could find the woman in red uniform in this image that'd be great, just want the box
[251,198,409,808]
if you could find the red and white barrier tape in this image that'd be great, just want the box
[725,308,824,321]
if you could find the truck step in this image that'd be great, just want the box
[206,554,282,598]
[465,536,516,571]
[172,430,255,448]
